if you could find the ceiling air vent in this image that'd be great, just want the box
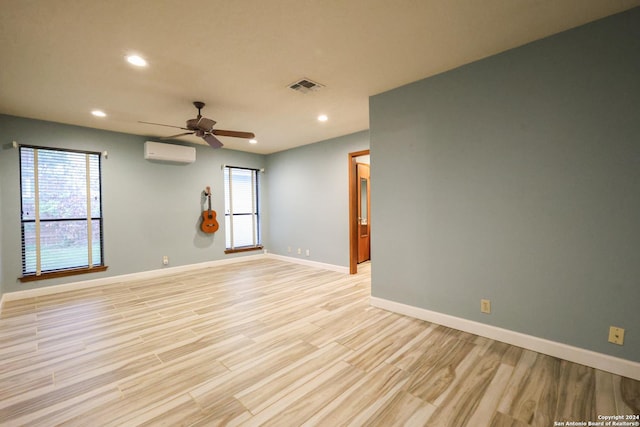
[288,78,324,94]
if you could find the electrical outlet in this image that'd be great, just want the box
[608,326,625,345]
[162,255,169,265]
[481,299,491,314]
[297,248,301,255]
[287,246,291,253]
[306,249,310,257]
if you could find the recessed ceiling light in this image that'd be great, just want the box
[91,110,107,117]
[249,139,258,144]
[126,54,147,67]
[318,114,328,122]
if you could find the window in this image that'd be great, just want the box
[223,166,262,252]
[19,146,106,281]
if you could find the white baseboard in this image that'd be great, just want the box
[1,254,267,304]
[265,254,349,274]
[370,296,640,381]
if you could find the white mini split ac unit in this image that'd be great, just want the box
[144,141,196,164]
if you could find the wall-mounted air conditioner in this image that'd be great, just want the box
[144,141,196,164]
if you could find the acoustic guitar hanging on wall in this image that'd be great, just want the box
[201,186,219,233]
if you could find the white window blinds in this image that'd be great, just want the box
[223,166,261,250]
[20,146,104,276]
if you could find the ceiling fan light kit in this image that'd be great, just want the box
[139,101,255,149]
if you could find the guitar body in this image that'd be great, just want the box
[201,186,219,233]
[200,210,219,233]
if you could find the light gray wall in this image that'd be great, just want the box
[0,115,266,295]
[370,8,640,362]
[370,8,640,361]
[265,131,369,267]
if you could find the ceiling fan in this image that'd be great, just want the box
[139,101,255,148]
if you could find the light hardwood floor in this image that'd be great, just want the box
[0,258,638,426]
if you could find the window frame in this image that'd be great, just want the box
[18,145,107,282]
[223,165,263,254]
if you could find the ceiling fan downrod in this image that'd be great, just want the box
[193,101,205,118]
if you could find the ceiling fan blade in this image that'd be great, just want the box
[202,133,224,149]
[196,117,216,132]
[212,129,255,139]
[160,132,194,139]
[138,121,190,131]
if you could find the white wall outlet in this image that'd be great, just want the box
[287,246,291,253]
[481,299,491,314]
[297,248,301,255]
[608,326,625,345]
[306,249,310,257]
[162,255,169,265]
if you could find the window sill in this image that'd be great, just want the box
[225,246,264,255]
[19,266,109,283]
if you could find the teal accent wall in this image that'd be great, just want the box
[370,8,640,362]
[0,115,265,294]
[265,131,369,267]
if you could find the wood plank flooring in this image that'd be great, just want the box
[0,258,638,426]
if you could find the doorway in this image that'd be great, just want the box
[349,149,370,274]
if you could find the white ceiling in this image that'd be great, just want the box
[1,0,638,154]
